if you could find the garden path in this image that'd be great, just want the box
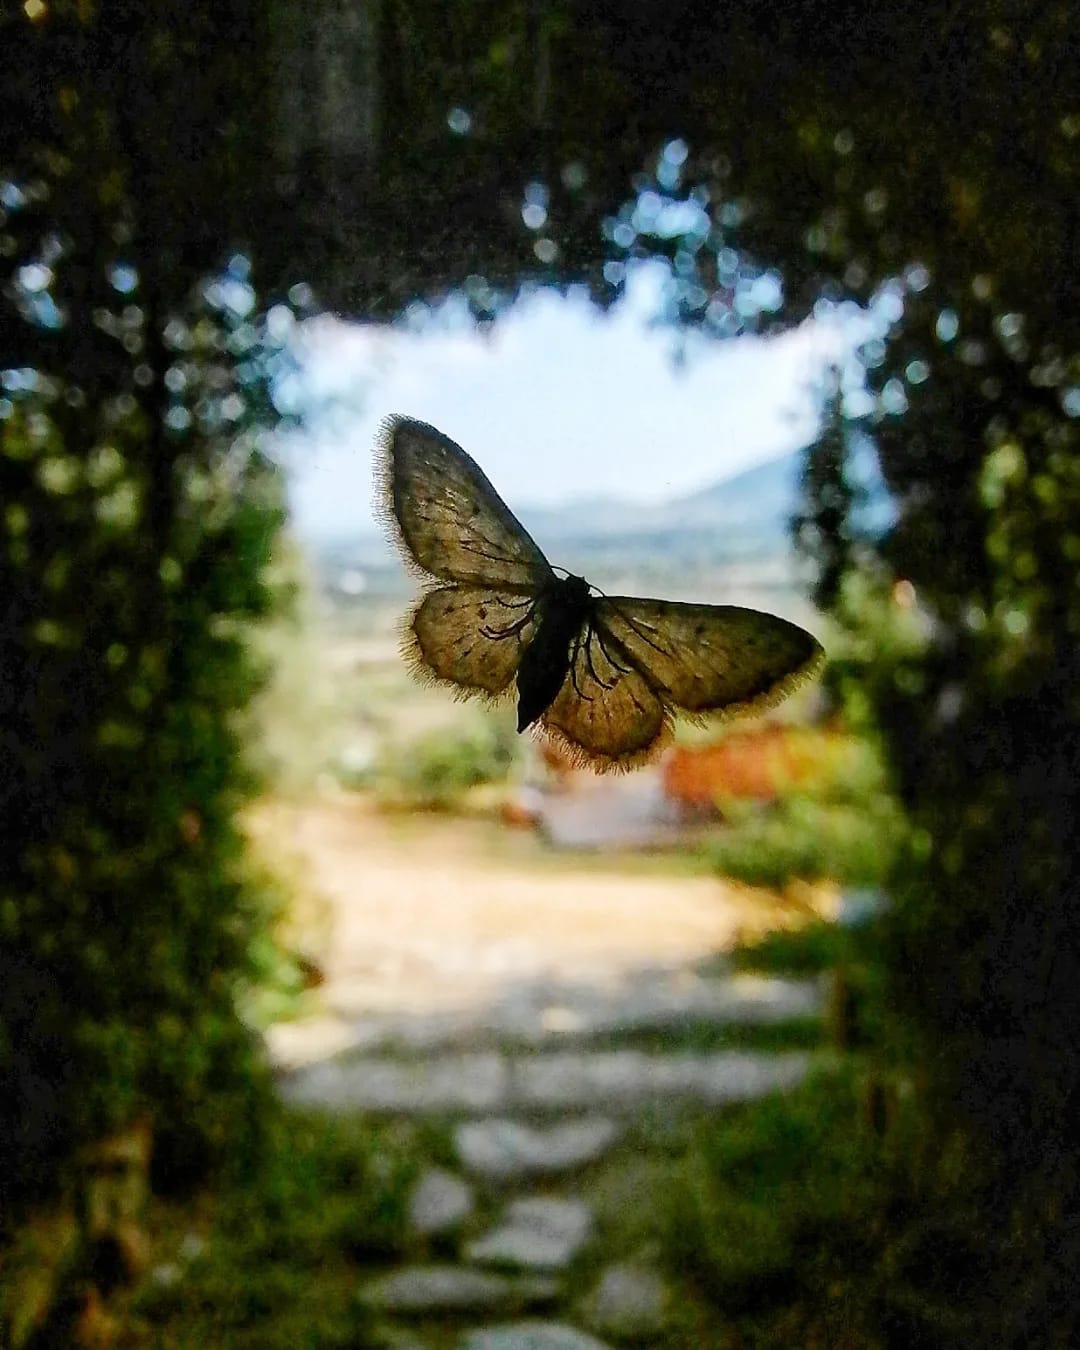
[258,795,831,1348]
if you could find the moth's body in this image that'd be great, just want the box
[515,573,593,732]
[376,415,824,772]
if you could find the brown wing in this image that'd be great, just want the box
[376,416,553,589]
[539,622,669,771]
[594,597,823,717]
[406,586,538,698]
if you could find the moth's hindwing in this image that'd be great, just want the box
[539,621,669,770]
[406,586,538,698]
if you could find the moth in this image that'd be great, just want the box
[376,415,824,772]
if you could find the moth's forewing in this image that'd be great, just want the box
[595,598,823,717]
[540,623,668,771]
[376,416,553,589]
[407,586,538,697]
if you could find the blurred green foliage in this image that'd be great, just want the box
[0,384,290,1202]
[791,79,1080,1350]
[664,1066,1012,1350]
[708,732,907,891]
[374,716,519,811]
[238,895,320,1033]
[91,1111,414,1348]
[710,793,904,892]
[731,920,855,978]
[792,373,869,615]
[0,3,302,1205]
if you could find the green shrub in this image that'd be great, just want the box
[709,788,906,891]
[375,716,518,809]
[0,195,300,1204]
[112,1111,416,1346]
[731,919,855,976]
[664,1067,970,1347]
[700,725,907,891]
[0,4,323,1209]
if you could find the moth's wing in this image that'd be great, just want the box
[539,624,670,772]
[377,415,553,589]
[406,586,537,698]
[594,597,823,717]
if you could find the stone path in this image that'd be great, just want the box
[454,1120,620,1182]
[266,962,822,1070]
[260,797,832,1347]
[276,969,823,1347]
[283,1044,813,1115]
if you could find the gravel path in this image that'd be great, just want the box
[251,795,817,1021]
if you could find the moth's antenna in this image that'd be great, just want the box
[552,564,571,578]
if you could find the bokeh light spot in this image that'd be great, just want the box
[17,263,51,292]
[108,263,138,294]
[904,263,930,292]
[880,378,908,415]
[936,308,960,342]
[905,359,930,385]
[521,203,547,230]
[662,138,689,167]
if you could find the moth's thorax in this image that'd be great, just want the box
[515,571,594,732]
[552,572,591,609]
[537,572,593,648]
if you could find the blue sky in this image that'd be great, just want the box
[282,262,862,542]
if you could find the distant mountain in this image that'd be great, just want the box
[665,451,803,533]
[515,450,802,549]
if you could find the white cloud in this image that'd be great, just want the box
[282,264,862,542]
